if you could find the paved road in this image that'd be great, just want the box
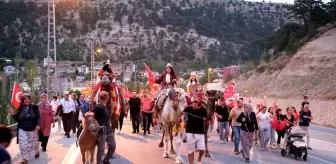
[7,120,336,164]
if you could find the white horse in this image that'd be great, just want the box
[158,88,188,164]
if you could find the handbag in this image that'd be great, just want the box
[78,110,83,121]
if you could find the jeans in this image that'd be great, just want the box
[259,127,271,149]
[97,131,116,164]
[270,128,275,145]
[218,121,229,141]
[300,126,310,147]
[142,112,153,134]
[232,126,241,151]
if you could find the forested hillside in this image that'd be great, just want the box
[0,0,293,68]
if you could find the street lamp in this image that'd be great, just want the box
[208,68,212,83]
[90,41,121,88]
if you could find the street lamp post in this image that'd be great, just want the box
[208,68,212,83]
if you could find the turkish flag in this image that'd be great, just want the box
[11,82,22,109]
[144,63,155,86]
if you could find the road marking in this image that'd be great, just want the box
[61,142,80,164]
[311,125,336,131]
[309,155,335,164]
[311,138,336,146]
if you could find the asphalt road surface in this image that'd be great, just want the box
[7,119,336,164]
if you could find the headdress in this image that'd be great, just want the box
[166,63,172,68]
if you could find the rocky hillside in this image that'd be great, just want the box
[0,0,292,69]
[236,24,336,100]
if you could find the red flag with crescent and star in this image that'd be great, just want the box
[144,63,155,86]
[144,63,159,96]
[11,82,22,109]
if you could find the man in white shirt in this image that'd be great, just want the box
[56,91,76,138]
[51,96,62,129]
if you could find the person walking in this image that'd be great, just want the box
[229,100,244,155]
[117,100,128,134]
[79,95,89,115]
[299,104,313,150]
[141,93,154,135]
[71,93,82,134]
[257,106,272,151]
[56,91,76,138]
[215,98,230,144]
[85,91,116,164]
[38,93,53,152]
[129,92,141,133]
[183,100,207,164]
[51,96,61,129]
[9,94,40,164]
[237,104,258,163]
[0,125,13,164]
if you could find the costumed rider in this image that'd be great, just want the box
[154,63,177,113]
[186,72,199,93]
[91,59,120,119]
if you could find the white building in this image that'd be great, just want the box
[77,65,90,74]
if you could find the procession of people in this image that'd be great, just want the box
[0,61,315,164]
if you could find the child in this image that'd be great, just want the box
[0,125,12,164]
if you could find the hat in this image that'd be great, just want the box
[103,60,111,65]
[63,91,70,95]
[166,63,172,68]
[190,72,196,76]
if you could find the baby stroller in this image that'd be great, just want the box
[281,126,308,161]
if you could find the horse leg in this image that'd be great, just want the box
[204,122,211,157]
[163,125,170,158]
[158,129,165,148]
[80,148,86,164]
[89,146,95,164]
[169,125,176,154]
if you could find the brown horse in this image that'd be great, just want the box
[77,116,105,164]
[204,90,224,157]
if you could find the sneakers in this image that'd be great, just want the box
[234,150,240,155]
[220,140,224,144]
[307,147,312,150]
[245,158,250,163]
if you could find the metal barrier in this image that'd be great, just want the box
[8,123,18,138]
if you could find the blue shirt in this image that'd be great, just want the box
[299,110,311,126]
[0,147,11,164]
[81,100,89,115]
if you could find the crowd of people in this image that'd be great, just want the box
[0,61,314,164]
[212,96,313,163]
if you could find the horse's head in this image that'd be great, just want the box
[101,73,112,86]
[168,88,188,111]
[83,116,106,140]
[205,90,224,114]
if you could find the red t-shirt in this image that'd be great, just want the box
[141,98,153,113]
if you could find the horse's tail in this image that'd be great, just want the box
[76,138,78,147]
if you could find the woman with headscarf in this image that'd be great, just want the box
[9,94,40,164]
[38,93,53,152]
[236,104,258,163]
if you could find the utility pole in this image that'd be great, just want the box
[91,39,95,89]
[47,0,57,98]
[134,64,137,92]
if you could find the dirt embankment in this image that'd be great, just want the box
[236,25,336,128]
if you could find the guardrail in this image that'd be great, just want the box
[8,123,18,138]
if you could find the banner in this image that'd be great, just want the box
[11,82,22,109]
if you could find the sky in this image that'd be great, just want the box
[247,0,331,4]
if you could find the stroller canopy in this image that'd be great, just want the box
[288,126,307,137]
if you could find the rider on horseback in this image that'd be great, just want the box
[154,63,177,114]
